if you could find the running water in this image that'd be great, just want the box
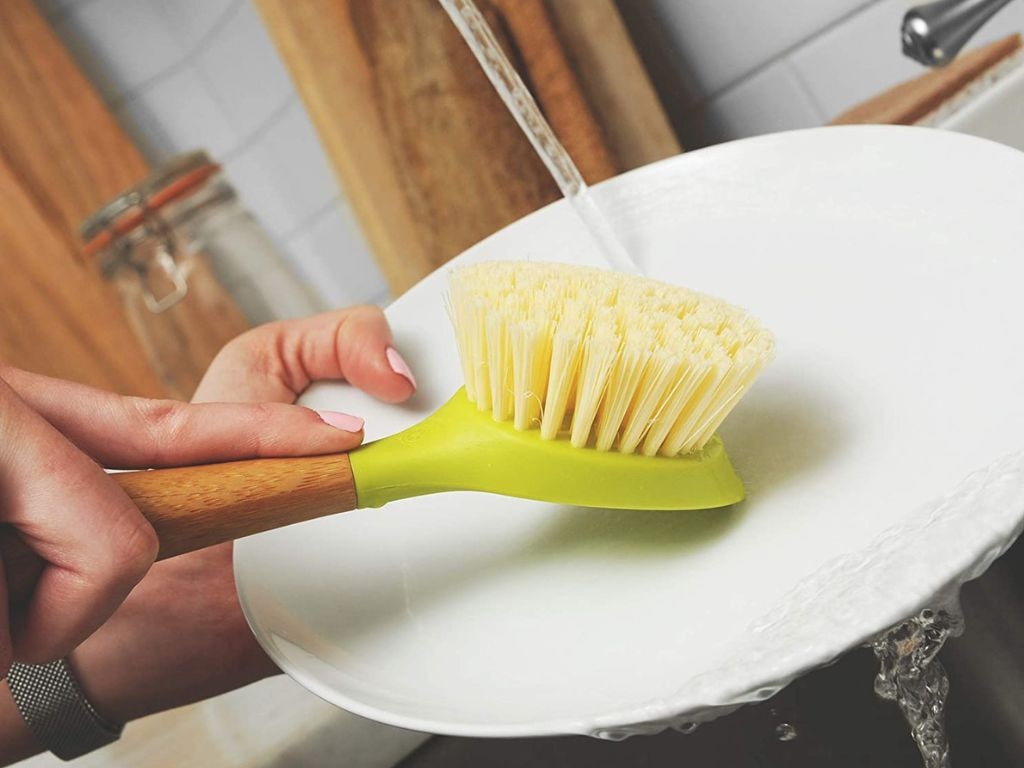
[871,597,965,768]
[438,0,640,275]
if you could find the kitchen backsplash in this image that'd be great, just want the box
[624,0,1024,147]
[37,0,1024,309]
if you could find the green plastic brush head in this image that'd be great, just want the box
[350,388,746,510]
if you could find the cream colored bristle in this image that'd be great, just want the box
[446,261,775,456]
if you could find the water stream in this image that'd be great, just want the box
[871,596,965,768]
[438,0,640,274]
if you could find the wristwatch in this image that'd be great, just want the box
[7,659,124,760]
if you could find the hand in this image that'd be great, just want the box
[0,373,159,671]
[66,306,416,723]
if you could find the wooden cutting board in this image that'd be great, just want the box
[0,0,248,398]
[256,0,680,296]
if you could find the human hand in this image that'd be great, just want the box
[61,306,416,724]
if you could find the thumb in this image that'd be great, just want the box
[195,306,417,406]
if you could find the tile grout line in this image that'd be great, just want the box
[219,92,301,164]
[110,0,247,109]
[783,57,831,122]
[279,195,346,244]
[686,0,885,113]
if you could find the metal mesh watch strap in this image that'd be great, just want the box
[7,659,123,760]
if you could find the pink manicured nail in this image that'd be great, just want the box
[386,346,417,389]
[316,410,364,433]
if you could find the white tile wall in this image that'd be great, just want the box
[287,203,388,308]
[626,0,1024,146]
[791,0,1024,120]
[192,3,294,136]
[699,59,823,140]
[222,143,299,238]
[648,0,871,98]
[117,65,239,158]
[41,0,389,310]
[53,0,187,100]
[790,0,924,119]
[155,0,235,43]
[245,100,343,238]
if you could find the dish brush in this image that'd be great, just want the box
[114,261,775,559]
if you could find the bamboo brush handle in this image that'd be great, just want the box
[115,454,358,560]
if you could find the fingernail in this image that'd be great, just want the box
[316,410,364,433]
[386,346,417,389]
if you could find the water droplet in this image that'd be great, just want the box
[673,722,700,735]
[775,722,798,742]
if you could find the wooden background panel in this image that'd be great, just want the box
[488,0,619,184]
[259,0,560,295]
[0,0,149,244]
[0,153,166,397]
[544,0,681,172]
[258,0,680,296]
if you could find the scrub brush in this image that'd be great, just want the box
[447,261,774,457]
[113,261,775,559]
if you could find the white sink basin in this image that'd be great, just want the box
[932,52,1024,151]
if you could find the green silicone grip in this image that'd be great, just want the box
[348,389,744,511]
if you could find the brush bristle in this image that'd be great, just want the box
[446,261,775,457]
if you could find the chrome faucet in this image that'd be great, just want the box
[902,0,1016,66]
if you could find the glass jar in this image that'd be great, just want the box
[81,151,323,397]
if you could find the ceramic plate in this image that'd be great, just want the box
[235,126,1024,738]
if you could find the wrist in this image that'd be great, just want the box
[68,645,138,724]
[0,679,41,767]
[68,619,280,726]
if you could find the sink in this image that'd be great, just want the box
[927,50,1024,150]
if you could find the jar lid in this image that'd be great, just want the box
[80,150,222,258]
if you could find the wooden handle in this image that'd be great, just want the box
[115,454,358,560]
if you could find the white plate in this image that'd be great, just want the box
[235,126,1024,738]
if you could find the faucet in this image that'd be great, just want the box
[902,0,1016,66]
